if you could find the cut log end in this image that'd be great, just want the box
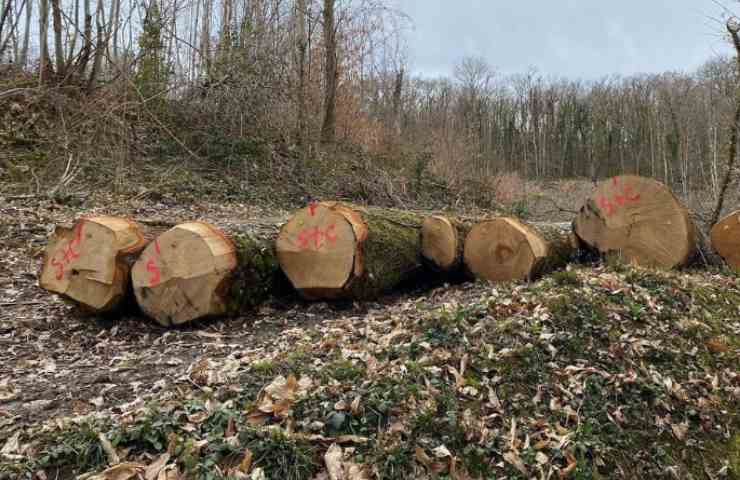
[711,210,740,269]
[277,202,423,300]
[421,215,458,271]
[464,217,548,282]
[276,203,359,299]
[39,216,146,312]
[131,222,238,326]
[573,175,696,269]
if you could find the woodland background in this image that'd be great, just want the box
[1,0,739,218]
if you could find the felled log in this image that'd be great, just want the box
[573,175,696,269]
[131,222,280,326]
[276,202,423,300]
[39,216,146,312]
[711,210,740,269]
[463,217,576,282]
[420,215,471,276]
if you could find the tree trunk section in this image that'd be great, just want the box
[39,216,146,312]
[464,217,576,282]
[50,0,65,77]
[420,215,471,277]
[711,210,740,270]
[295,0,307,146]
[131,222,280,326]
[573,175,696,269]
[320,0,337,144]
[276,202,424,300]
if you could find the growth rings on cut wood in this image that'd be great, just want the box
[131,222,238,326]
[711,210,740,270]
[573,175,696,269]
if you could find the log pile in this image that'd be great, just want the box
[36,176,740,327]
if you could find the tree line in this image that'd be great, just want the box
[0,0,738,201]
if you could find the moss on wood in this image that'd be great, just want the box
[223,230,286,315]
[341,205,425,300]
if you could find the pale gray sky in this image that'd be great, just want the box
[395,0,734,79]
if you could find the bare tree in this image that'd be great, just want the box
[320,0,337,144]
[50,0,65,76]
[38,0,51,83]
[19,0,31,66]
[711,17,740,225]
[295,0,308,146]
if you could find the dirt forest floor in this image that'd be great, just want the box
[0,193,739,479]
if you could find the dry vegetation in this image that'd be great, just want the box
[2,0,740,478]
[0,196,739,480]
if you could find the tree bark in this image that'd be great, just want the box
[320,0,337,144]
[276,202,424,300]
[50,0,64,77]
[392,66,404,137]
[295,0,307,146]
[86,0,105,92]
[76,0,91,75]
[19,0,31,66]
[38,0,51,84]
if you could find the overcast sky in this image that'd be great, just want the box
[394,0,734,79]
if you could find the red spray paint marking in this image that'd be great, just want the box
[295,224,338,251]
[598,177,641,216]
[147,239,162,286]
[597,196,616,217]
[52,258,64,280]
[146,259,161,286]
[50,221,85,280]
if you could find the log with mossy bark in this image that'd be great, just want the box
[39,216,148,312]
[463,217,578,282]
[420,215,473,278]
[573,175,697,269]
[131,221,282,326]
[711,210,740,270]
[276,202,425,300]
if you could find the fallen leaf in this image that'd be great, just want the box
[98,433,120,465]
[671,422,689,441]
[250,467,267,480]
[325,444,344,480]
[144,453,170,480]
[503,451,528,477]
[238,449,254,474]
[559,451,577,478]
[1,432,20,455]
[88,462,145,480]
[433,445,452,458]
